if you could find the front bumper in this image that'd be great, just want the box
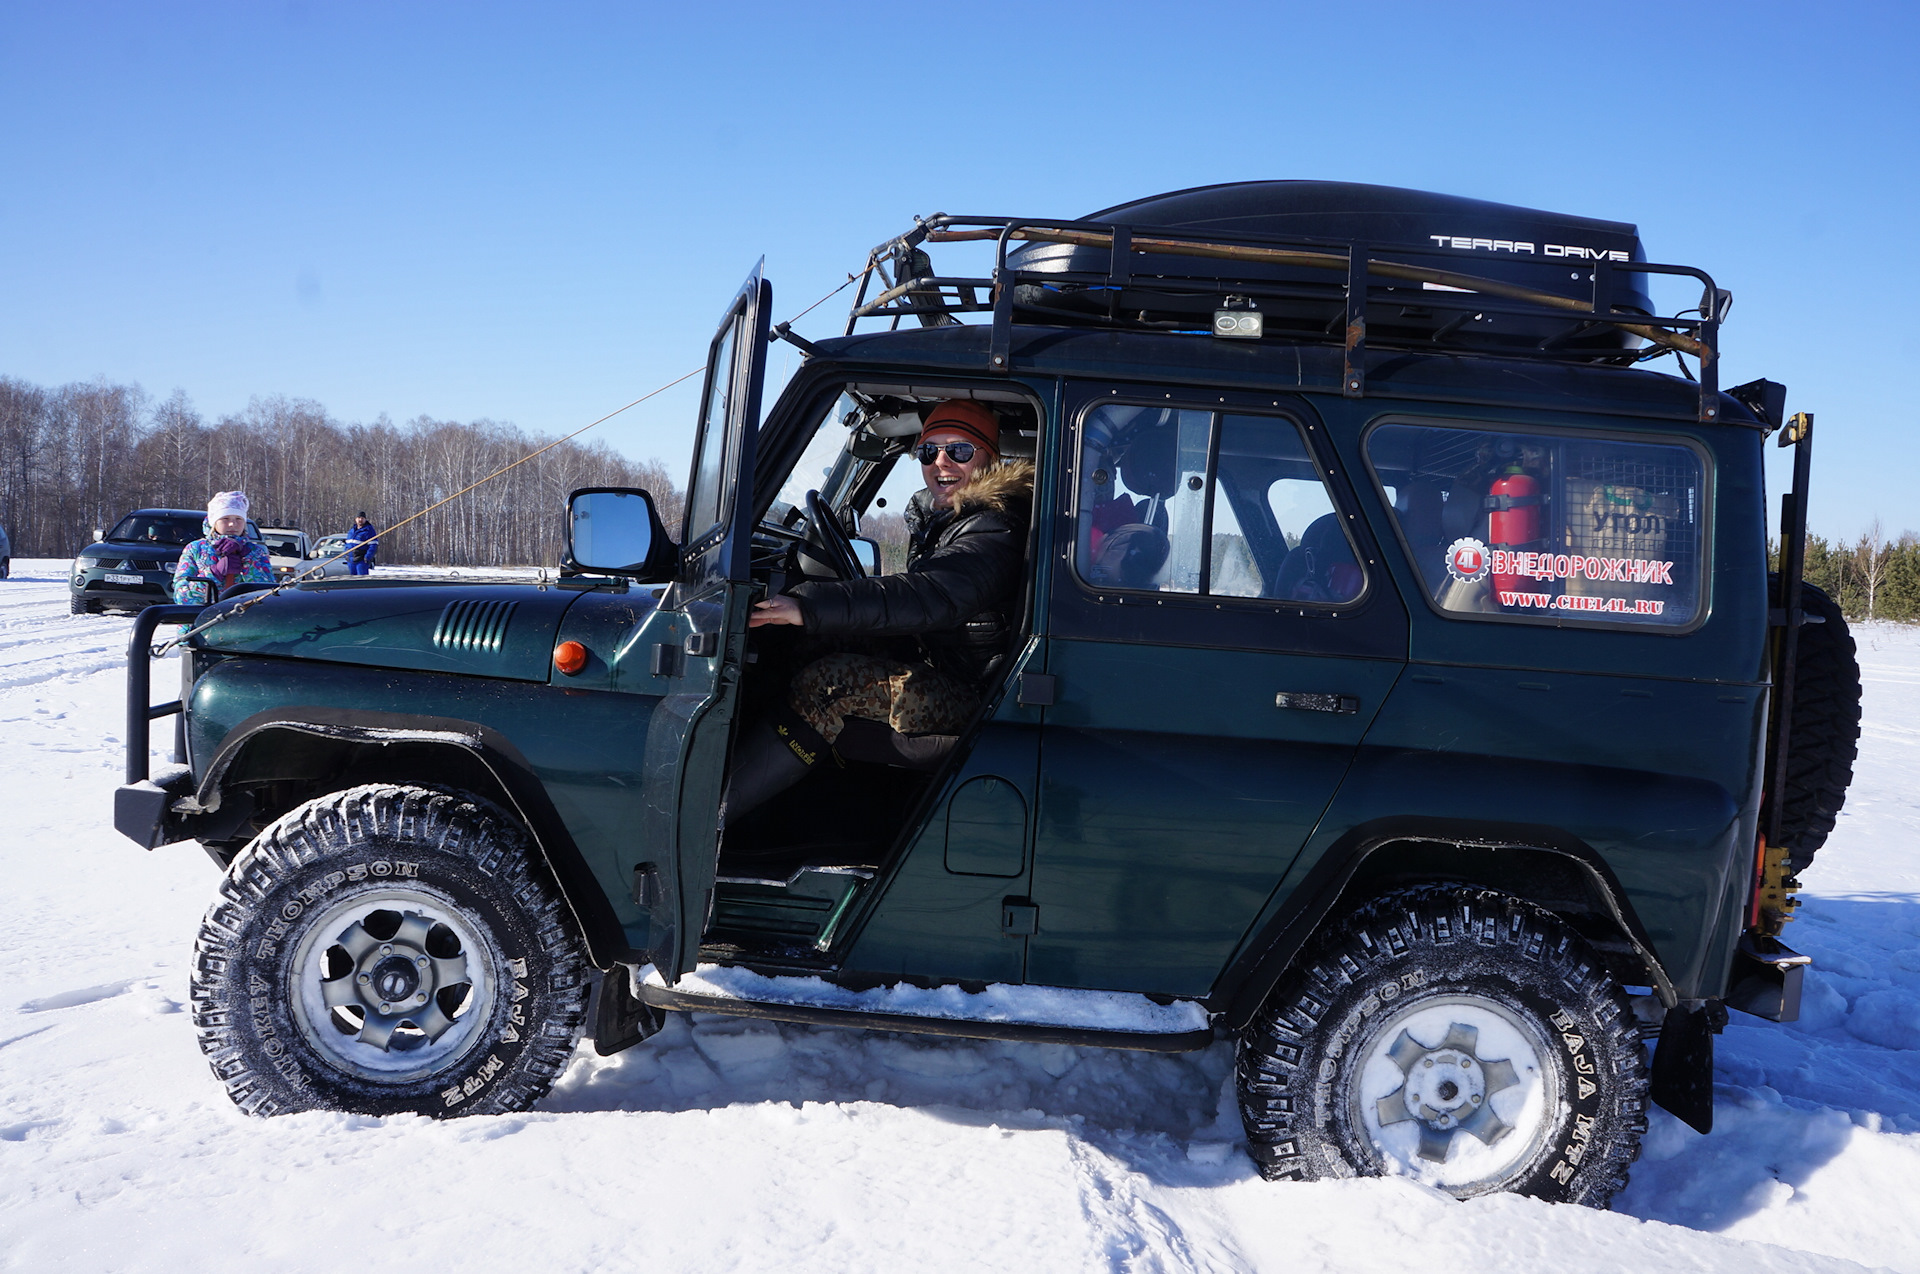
[73,566,175,608]
[115,766,196,849]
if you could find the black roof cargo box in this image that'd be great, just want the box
[1006,181,1655,355]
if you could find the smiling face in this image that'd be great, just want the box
[920,428,993,508]
[212,514,246,537]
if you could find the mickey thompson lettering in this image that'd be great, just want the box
[252,860,420,958]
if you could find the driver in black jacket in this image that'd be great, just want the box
[724,399,1034,825]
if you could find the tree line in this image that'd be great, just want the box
[0,375,683,567]
[1799,522,1920,624]
[5,371,1917,618]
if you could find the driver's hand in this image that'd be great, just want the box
[748,596,804,628]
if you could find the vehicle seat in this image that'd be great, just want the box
[1272,513,1362,602]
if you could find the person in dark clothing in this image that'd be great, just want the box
[724,399,1033,825]
[345,512,379,576]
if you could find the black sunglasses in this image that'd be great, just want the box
[915,441,978,465]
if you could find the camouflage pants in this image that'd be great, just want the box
[788,653,979,744]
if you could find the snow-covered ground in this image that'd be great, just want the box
[3,556,1918,1273]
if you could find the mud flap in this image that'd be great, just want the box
[587,966,665,1057]
[1650,1001,1717,1134]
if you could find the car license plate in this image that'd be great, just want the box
[104,572,144,585]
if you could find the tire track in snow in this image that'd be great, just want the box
[1062,1137,1243,1273]
[0,569,145,693]
[0,652,139,691]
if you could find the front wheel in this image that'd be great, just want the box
[190,784,590,1116]
[1238,886,1648,1207]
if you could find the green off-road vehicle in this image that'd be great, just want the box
[116,182,1860,1208]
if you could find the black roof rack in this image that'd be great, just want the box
[841,184,1727,422]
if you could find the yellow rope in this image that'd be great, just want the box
[154,269,870,655]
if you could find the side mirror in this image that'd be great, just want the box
[850,537,880,576]
[93,528,105,543]
[566,487,677,579]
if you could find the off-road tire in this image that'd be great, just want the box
[1238,886,1648,1207]
[68,592,95,615]
[1769,579,1861,873]
[190,784,590,1117]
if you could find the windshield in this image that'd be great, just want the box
[107,514,203,546]
[775,393,859,516]
[262,534,305,557]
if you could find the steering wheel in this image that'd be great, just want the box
[805,490,864,579]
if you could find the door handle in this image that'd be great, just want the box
[1275,691,1360,715]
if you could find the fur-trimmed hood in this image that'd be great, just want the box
[908,458,1035,525]
[951,458,1034,516]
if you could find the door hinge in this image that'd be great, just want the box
[1001,897,1039,936]
[1016,673,1056,707]
[631,864,661,907]
[650,643,684,677]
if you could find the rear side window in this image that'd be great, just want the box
[1076,403,1363,605]
[1365,421,1707,628]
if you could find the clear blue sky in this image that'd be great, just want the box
[2,1,1914,542]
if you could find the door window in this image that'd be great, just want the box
[1075,403,1363,605]
[684,320,738,544]
[1364,420,1707,628]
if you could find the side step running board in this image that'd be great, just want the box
[635,981,1216,1053]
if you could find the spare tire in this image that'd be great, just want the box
[1768,577,1862,873]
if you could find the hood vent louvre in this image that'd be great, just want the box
[434,599,519,654]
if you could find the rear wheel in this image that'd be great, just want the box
[190,784,590,1116]
[1238,886,1647,1207]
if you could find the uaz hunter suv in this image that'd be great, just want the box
[114,182,1859,1208]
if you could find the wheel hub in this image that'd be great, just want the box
[1375,1021,1521,1162]
[320,910,470,1051]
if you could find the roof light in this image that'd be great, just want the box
[1212,310,1262,340]
[553,641,588,676]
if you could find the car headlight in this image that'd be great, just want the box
[76,556,101,569]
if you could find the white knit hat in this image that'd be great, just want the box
[207,490,250,522]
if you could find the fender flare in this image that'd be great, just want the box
[199,706,631,968]
[1209,815,1678,1031]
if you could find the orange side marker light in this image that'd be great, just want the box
[554,641,588,676]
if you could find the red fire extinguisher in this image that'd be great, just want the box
[1487,466,1542,599]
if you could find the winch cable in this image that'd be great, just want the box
[151,268,870,657]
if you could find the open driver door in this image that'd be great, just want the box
[636,262,771,981]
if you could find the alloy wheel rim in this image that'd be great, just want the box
[1350,992,1556,1191]
[288,887,494,1083]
